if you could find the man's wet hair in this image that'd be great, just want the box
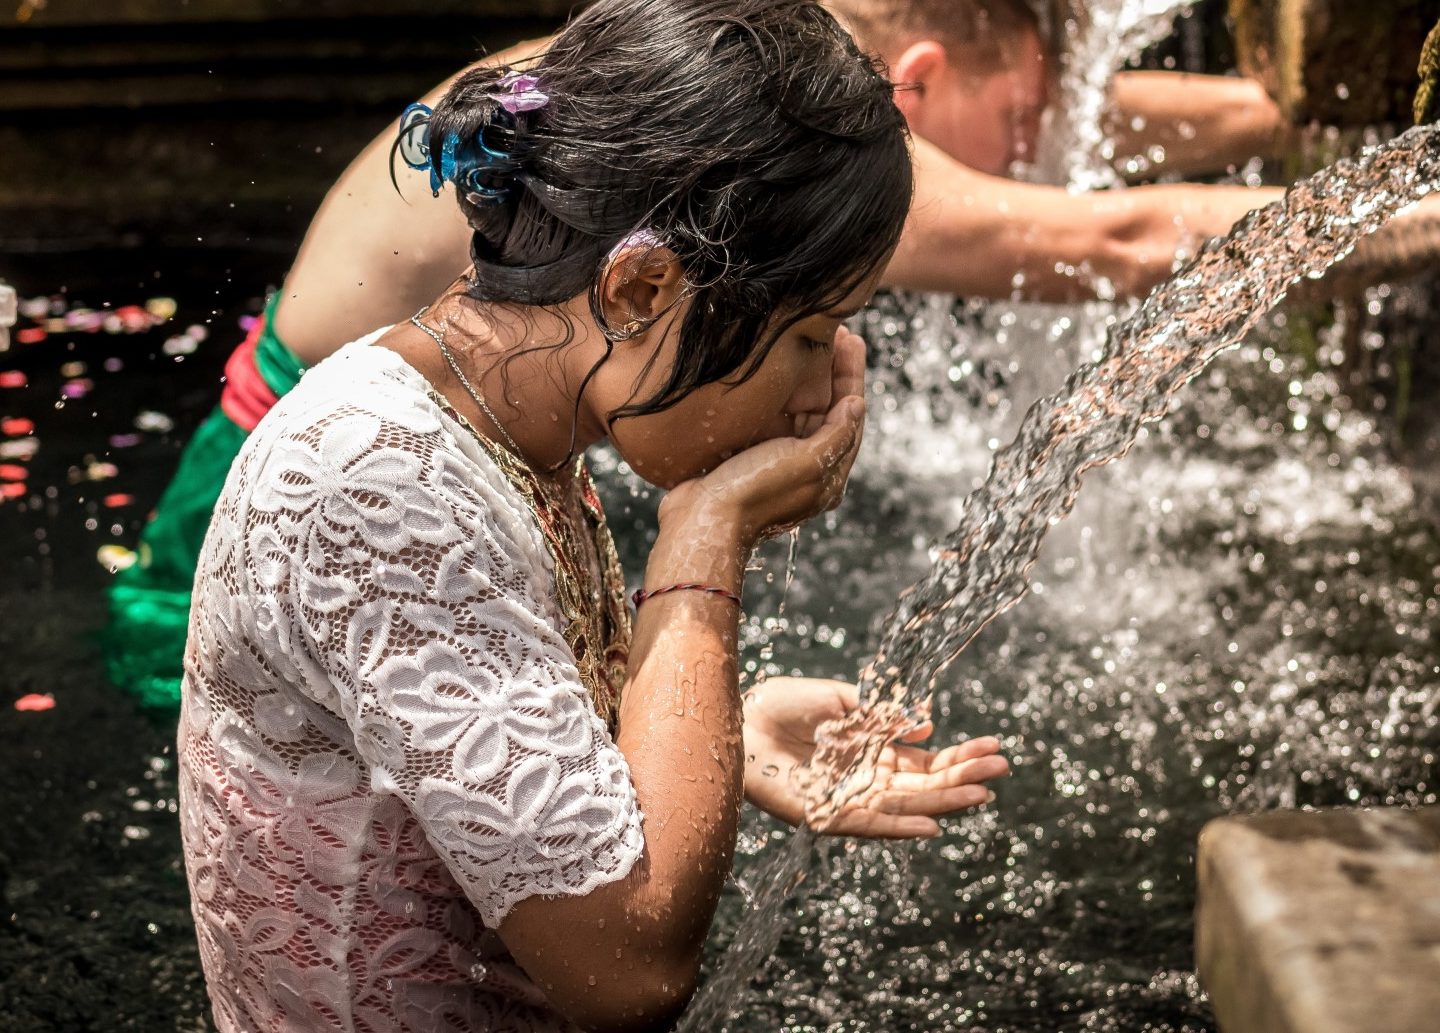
[828,0,1044,73]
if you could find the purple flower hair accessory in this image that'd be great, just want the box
[494,71,548,114]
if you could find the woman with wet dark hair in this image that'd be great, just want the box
[177,2,1007,1029]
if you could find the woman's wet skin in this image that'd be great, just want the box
[594,261,885,494]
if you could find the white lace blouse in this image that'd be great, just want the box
[177,337,645,1032]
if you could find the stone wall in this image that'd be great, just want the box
[14,1,575,24]
[1,2,572,255]
[1196,807,1440,1033]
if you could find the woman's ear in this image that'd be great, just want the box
[890,39,948,124]
[601,244,686,334]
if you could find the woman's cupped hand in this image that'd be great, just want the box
[660,325,867,550]
[742,677,1010,839]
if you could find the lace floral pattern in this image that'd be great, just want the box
[424,394,631,732]
[178,339,645,1032]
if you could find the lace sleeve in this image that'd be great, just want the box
[241,394,644,927]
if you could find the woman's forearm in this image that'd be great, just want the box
[496,333,864,1029]
[496,511,749,1031]
[610,514,750,965]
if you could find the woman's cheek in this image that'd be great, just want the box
[610,418,722,488]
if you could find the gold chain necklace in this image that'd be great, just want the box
[422,386,632,731]
[409,308,527,459]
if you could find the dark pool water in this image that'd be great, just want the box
[3,249,1439,1033]
[0,249,278,1033]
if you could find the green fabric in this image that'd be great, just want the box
[104,405,250,709]
[254,299,306,397]
[104,295,304,709]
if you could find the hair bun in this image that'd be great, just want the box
[447,119,527,207]
[401,0,912,421]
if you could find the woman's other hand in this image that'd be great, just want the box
[742,677,1010,839]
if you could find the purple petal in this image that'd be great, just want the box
[504,73,541,93]
[498,90,549,114]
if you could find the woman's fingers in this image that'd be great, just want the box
[819,778,995,837]
[831,326,866,403]
[815,393,864,454]
[884,753,1010,796]
[823,811,942,840]
[808,395,864,511]
[890,736,1003,773]
[872,781,995,818]
[896,720,934,745]
[793,411,825,438]
[806,729,1008,838]
[927,736,1004,768]
[797,332,863,441]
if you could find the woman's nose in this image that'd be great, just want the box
[786,369,833,419]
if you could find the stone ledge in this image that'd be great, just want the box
[1196,807,1440,1033]
[6,0,578,28]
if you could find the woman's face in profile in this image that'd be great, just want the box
[595,271,881,489]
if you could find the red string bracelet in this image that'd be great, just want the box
[631,583,742,609]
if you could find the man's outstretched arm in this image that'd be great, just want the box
[889,135,1281,301]
[1106,71,1290,180]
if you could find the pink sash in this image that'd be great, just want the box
[218,319,279,432]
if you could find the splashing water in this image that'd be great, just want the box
[1032,0,1202,191]
[824,124,1439,821]
[681,123,1440,1030]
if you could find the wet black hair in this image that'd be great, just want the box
[420,0,912,422]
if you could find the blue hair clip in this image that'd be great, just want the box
[460,130,515,204]
[462,173,509,204]
[477,131,509,164]
[397,103,433,169]
[398,100,520,202]
[396,102,446,195]
[437,131,460,197]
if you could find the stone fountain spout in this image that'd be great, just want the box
[1230,0,1440,126]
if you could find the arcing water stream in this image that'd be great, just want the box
[681,122,1440,1031]
[835,121,1438,806]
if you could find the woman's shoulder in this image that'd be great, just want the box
[235,339,544,549]
[272,330,420,417]
[248,334,459,462]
